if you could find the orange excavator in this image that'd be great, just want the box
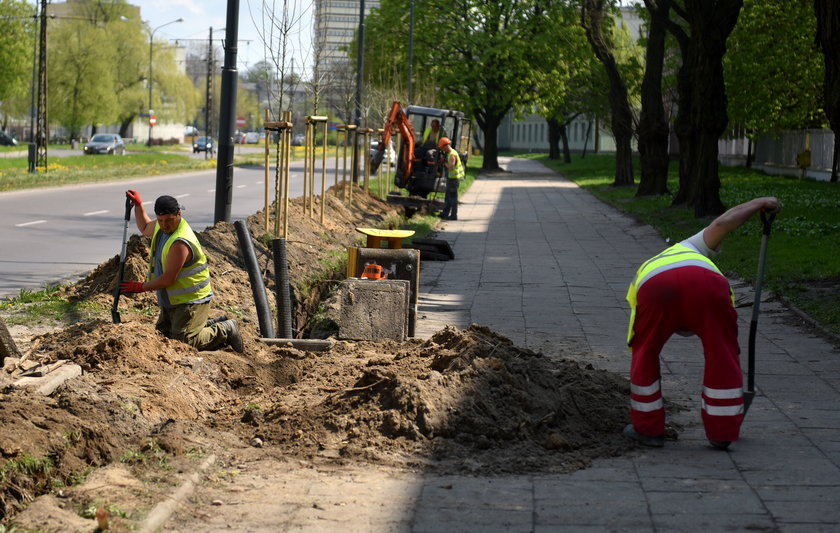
[371,101,471,208]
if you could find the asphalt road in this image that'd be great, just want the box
[0,159,362,299]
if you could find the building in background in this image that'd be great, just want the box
[313,0,381,120]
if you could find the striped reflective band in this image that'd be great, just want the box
[701,400,744,416]
[631,398,664,412]
[631,380,661,396]
[703,386,743,399]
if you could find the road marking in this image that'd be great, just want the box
[84,210,109,216]
[236,185,246,189]
[208,189,215,193]
[15,220,47,227]
[256,180,264,185]
[175,194,190,199]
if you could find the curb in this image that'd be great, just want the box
[137,453,216,533]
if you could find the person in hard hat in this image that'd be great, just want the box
[422,119,445,147]
[119,190,244,353]
[624,197,781,450]
[438,137,464,221]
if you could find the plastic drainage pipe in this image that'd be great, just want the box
[272,238,294,339]
[234,220,275,338]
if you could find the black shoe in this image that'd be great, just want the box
[709,440,731,450]
[206,314,229,327]
[221,319,244,353]
[623,424,665,447]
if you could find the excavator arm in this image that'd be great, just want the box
[372,101,416,185]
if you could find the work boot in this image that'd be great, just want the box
[623,424,665,447]
[709,440,732,451]
[206,314,229,327]
[220,319,244,353]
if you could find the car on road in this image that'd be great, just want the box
[84,133,125,155]
[370,139,397,170]
[1,131,20,146]
[244,132,260,144]
[193,136,215,153]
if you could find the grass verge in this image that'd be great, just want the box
[522,152,840,337]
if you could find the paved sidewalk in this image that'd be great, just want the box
[167,157,840,532]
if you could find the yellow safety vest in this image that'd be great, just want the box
[448,150,464,180]
[423,127,442,144]
[148,219,213,305]
[626,243,733,347]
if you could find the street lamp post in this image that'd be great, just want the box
[148,18,183,146]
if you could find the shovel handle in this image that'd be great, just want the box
[760,210,775,236]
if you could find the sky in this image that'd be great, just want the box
[130,0,314,76]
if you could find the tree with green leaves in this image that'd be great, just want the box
[582,0,635,186]
[814,0,840,182]
[725,1,824,136]
[0,0,35,128]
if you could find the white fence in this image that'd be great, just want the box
[718,129,836,181]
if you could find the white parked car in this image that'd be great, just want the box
[369,139,397,170]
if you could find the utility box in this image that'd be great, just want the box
[337,279,410,341]
[347,247,420,337]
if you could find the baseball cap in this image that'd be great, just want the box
[154,195,182,216]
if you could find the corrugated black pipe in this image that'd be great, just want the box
[234,220,275,338]
[272,238,294,338]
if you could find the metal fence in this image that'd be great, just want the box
[718,129,835,181]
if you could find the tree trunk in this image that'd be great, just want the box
[814,0,840,182]
[637,0,671,196]
[560,124,572,163]
[582,0,634,186]
[119,115,136,139]
[671,0,742,216]
[476,110,504,170]
[547,118,561,160]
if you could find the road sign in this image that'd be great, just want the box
[236,116,246,128]
[149,115,157,126]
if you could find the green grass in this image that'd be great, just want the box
[0,151,214,192]
[0,285,103,325]
[525,153,840,335]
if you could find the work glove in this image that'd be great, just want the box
[119,281,145,293]
[126,189,142,206]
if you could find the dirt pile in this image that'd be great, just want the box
[1,184,636,530]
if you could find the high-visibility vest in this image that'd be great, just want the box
[447,150,464,180]
[148,219,213,305]
[625,243,733,346]
[423,127,442,144]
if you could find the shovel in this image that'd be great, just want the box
[744,210,775,415]
[111,196,133,324]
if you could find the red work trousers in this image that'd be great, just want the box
[630,266,744,442]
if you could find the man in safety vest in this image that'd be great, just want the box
[422,119,445,147]
[438,137,464,221]
[119,191,244,353]
[624,197,781,450]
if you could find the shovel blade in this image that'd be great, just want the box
[743,390,755,415]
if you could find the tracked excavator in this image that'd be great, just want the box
[371,101,471,215]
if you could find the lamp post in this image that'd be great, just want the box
[148,18,183,146]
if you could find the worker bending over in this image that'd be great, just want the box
[119,190,244,353]
[624,197,781,450]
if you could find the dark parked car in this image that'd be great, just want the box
[84,133,125,155]
[193,136,215,153]
[291,133,305,146]
[0,131,18,147]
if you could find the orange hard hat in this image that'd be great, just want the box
[438,137,452,148]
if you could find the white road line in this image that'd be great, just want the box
[175,194,190,198]
[236,185,246,189]
[15,220,47,227]
[84,210,109,216]
[208,189,215,193]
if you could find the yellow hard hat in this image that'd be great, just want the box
[438,137,452,148]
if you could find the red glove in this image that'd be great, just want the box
[120,281,145,293]
[126,189,142,206]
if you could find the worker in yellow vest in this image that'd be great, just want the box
[624,197,781,450]
[438,137,464,221]
[119,191,244,353]
[422,119,445,147]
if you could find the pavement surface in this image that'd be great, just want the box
[165,157,840,532]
